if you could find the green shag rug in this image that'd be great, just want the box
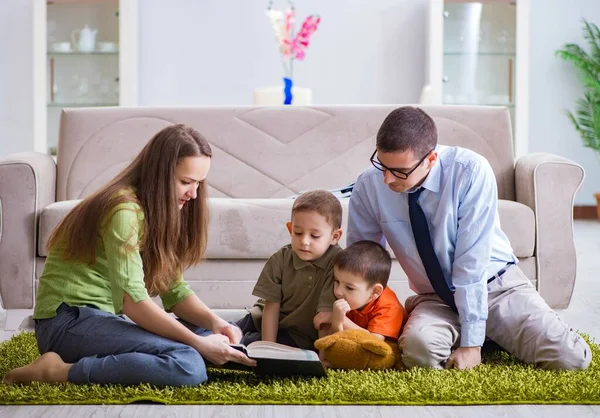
[1,332,599,406]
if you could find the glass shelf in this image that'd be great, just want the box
[47,102,118,107]
[444,52,515,56]
[48,51,118,56]
[441,1,517,131]
[443,102,515,108]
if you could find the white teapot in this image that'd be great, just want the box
[71,25,97,52]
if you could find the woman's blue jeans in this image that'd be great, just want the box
[35,303,215,387]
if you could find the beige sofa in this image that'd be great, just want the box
[0,105,584,330]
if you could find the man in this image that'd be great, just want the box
[347,106,591,370]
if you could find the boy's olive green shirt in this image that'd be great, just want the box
[250,244,341,350]
[34,199,194,319]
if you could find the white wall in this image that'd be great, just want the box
[138,0,428,106]
[1,0,599,205]
[0,1,34,156]
[528,0,600,205]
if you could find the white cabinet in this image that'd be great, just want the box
[33,0,138,155]
[426,0,529,156]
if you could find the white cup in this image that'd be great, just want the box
[97,42,118,52]
[50,42,72,53]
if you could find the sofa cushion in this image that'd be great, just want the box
[497,200,535,257]
[38,200,81,257]
[38,198,535,259]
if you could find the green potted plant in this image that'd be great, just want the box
[556,19,600,219]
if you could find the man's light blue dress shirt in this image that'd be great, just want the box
[347,145,517,347]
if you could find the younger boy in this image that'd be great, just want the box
[236,190,343,350]
[322,240,405,341]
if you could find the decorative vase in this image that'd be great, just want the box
[595,193,600,220]
[283,77,293,105]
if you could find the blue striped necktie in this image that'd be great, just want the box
[408,188,457,312]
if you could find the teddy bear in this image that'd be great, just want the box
[314,329,402,370]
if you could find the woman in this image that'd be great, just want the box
[3,124,255,387]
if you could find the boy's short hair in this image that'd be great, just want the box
[292,190,342,229]
[334,240,392,288]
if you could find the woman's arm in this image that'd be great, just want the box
[123,293,255,366]
[123,293,201,346]
[170,293,221,330]
[261,301,280,342]
[103,206,253,365]
[170,293,243,344]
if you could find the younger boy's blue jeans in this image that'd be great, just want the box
[35,303,215,387]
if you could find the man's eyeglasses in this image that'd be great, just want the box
[370,150,433,180]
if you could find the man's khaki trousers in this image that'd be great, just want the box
[398,265,591,370]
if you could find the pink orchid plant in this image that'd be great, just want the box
[265,1,321,81]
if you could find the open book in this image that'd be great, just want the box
[217,341,327,377]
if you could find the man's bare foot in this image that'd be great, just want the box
[3,352,72,384]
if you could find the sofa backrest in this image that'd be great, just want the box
[56,105,515,201]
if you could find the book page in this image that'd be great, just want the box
[246,341,319,361]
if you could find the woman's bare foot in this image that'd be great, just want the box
[3,352,72,384]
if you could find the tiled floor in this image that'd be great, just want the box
[1,220,599,417]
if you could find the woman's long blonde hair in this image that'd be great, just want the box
[48,124,212,296]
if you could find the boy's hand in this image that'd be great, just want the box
[313,311,332,330]
[318,350,332,368]
[331,299,351,325]
[333,299,351,315]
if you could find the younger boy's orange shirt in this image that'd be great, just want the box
[346,287,405,339]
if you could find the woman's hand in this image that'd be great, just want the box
[212,318,243,344]
[193,334,256,367]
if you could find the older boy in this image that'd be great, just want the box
[236,190,343,350]
[322,240,405,341]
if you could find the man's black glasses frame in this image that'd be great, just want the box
[370,149,433,180]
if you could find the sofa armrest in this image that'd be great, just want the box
[515,153,584,309]
[0,152,56,309]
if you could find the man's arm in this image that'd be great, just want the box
[348,174,384,246]
[452,158,498,349]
